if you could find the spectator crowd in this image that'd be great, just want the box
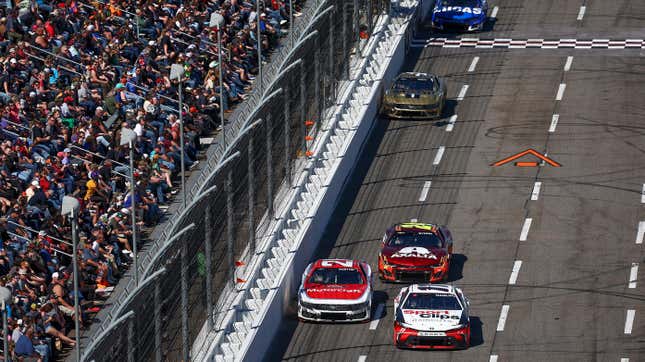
[0,0,302,360]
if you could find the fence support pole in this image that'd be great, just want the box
[342,3,349,79]
[284,90,291,186]
[247,134,256,254]
[154,278,162,362]
[226,170,235,286]
[181,241,189,361]
[299,63,307,156]
[205,204,213,330]
[127,315,135,362]
[266,114,274,219]
[314,46,321,124]
[354,0,360,45]
[328,9,335,104]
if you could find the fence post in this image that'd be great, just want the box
[205,204,213,330]
[328,9,335,104]
[226,170,235,286]
[247,133,256,254]
[368,0,374,35]
[284,89,291,186]
[154,277,162,362]
[354,0,360,45]
[299,62,307,156]
[181,240,189,361]
[314,45,321,124]
[343,3,349,79]
[127,314,135,362]
[266,114,274,219]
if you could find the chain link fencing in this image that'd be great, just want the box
[81,0,391,360]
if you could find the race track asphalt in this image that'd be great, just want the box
[267,1,645,361]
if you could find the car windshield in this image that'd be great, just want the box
[403,293,462,310]
[440,0,479,7]
[388,232,442,248]
[308,268,364,285]
[392,77,435,92]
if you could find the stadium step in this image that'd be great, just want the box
[233,321,249,335]
[281,227,297,241]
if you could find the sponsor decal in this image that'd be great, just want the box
[391,246,438,259]
[321,259,354,268]
[309,288,363,293]
[404,310,460,320]
[434,7,483,15]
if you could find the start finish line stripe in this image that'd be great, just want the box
[411,38,645,49]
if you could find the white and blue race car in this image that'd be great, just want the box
[431,0,489,32]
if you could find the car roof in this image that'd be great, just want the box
[394,222,439,233]
[312,259,361,269]
[407,283,457,295]
[397,72,435,80]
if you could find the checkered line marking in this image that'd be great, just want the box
[411,38,645,49]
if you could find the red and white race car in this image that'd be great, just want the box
[394,284,471,349]
[297,259,372,322]
[378,222,454,283]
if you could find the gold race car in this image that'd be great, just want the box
[381,72,447,119]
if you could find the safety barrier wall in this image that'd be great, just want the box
[204,1,428,360]
[80,0,394,361]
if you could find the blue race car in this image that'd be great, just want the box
[431,0,489,32]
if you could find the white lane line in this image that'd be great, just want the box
[577,6,586,21]
[490,6,499,19]
[641,183,645,203]
[636,221,645,244]
[446,115,457,132]
[358,356,367,362]
[370,303,385,330]
[621,358,630,362]
[433,146,445,166]
[629,263,639,289]
[496,305,510,331]
[468,56,480,72]
[531,182,542,201]
[418,181,432,202]
[509,260,523,285]
[564,56,574,71]
[624,309,635,334]
[556,83,567,101]
[549,114,559,133]
[489,356,499,362]
[457,85,469,101]
[410,218,418,222]
[519,218,533,241]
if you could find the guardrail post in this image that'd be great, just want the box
[284,90,291,186]
[266,114,274,219]
[181,241,189,361]
[205,204,213,330]
[226,170,235,286]
[247,133,256,254]
[154,277,162,362]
